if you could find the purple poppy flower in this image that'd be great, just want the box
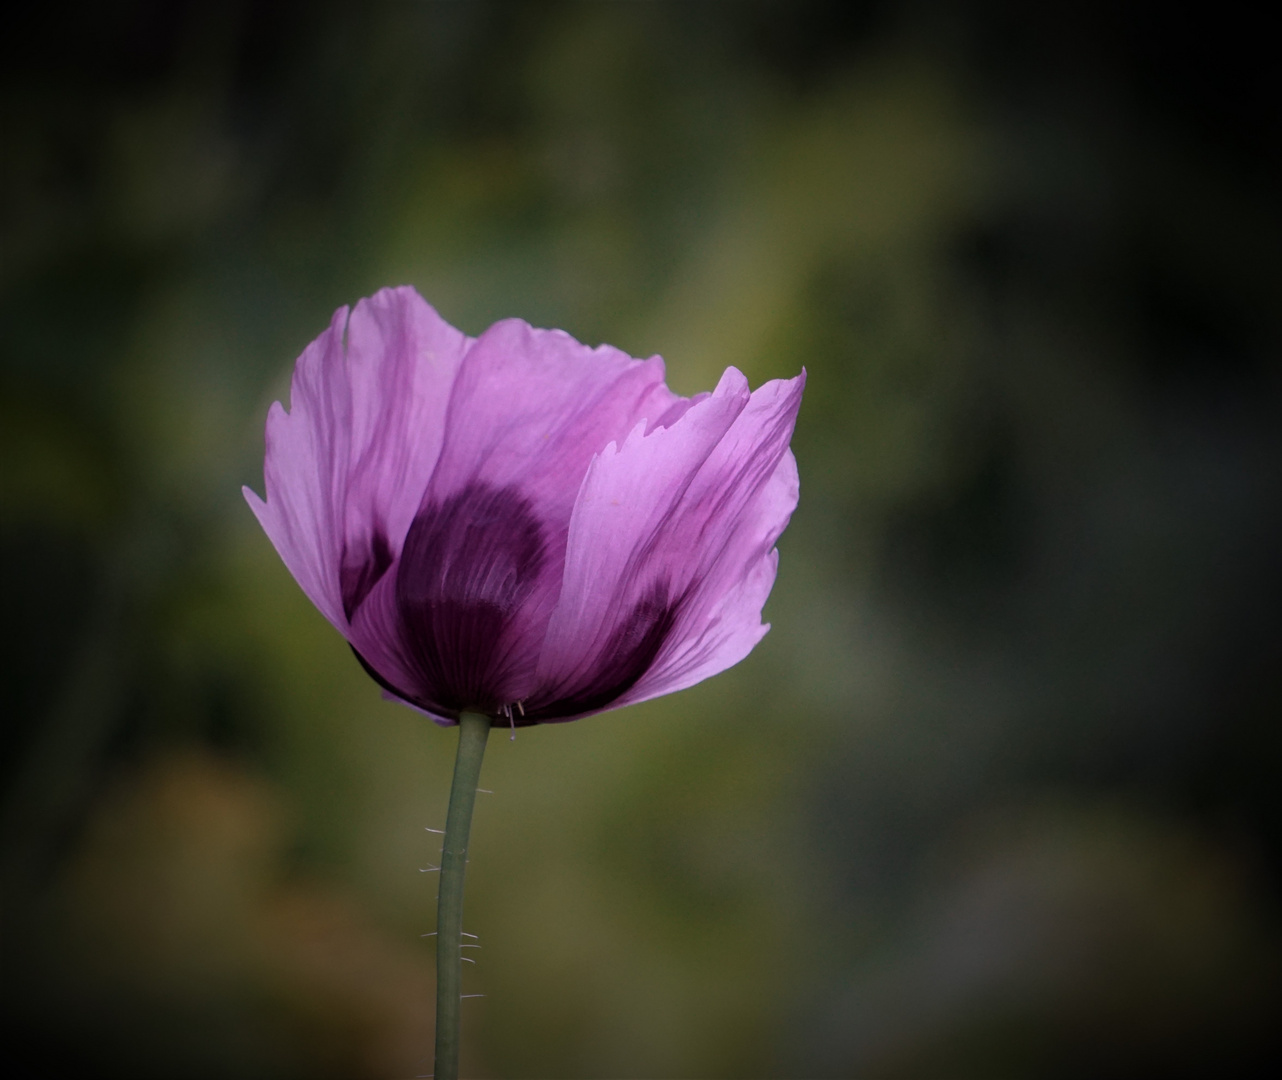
[245,286,803,726]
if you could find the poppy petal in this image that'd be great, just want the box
[535,369,803,717]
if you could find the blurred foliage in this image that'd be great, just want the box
[2,2,1280,1077]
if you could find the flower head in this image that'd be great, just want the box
[245,286,803,726]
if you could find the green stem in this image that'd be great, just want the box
[435,710,491,1080]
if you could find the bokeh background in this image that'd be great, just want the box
[3,2,1280,1077]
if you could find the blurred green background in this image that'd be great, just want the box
[3,2,1280,1077]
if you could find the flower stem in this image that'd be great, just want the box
[435,710,491,1080]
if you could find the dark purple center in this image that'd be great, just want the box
[394,482,546,715]
[346,481,681,723]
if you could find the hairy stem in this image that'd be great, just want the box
[434,711,491,1080]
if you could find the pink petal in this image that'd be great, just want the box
[425,318,681,515]
[534,369,804,716]
[244,287,469,630]
[620,449,797,706]
[534,367,803,715]
[627,374,803,701]
[244,305,351,630]
[340,288,471,616]
[415,318,684,691]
